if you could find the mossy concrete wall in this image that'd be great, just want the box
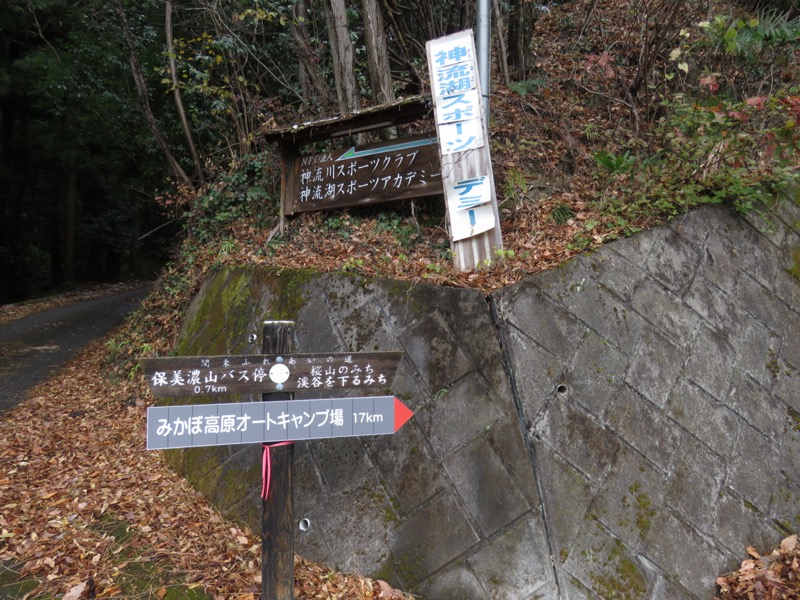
[168,203,800,599]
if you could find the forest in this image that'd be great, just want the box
[1,0,798,302]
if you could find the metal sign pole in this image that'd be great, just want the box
[261,321,296,600]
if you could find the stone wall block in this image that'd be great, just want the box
[666,379,739,457]
[563,330,628,419]
[499,284,586,361]
[664,434,726,535]
[624,324,686,409]
[414,371,504,457]
[586,446,666,553]
[604,385,680,473]
[363,419,448,514]
[630,278,699,347]
[531,399,620,482]
[684,275,748,338]
[466,514,555,599]
[563,518,657,600]
[644,229,700,296]
[502,326,565,419]
[682,322,736,401]
[595,250,649,303]
[443,435,531,537]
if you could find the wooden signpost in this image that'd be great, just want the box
[141,321,409,600]
[283,134,441,215]
[261,97,443,220]
[139,351,403,397]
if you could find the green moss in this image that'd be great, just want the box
[176,266,315,357]
[217,460,261,510]
[392,549,426,587]
[743,499,760,513]
[790,408,800,433]
[589,540,648,599]
[789,246,800,282]
[266,267,314,321]
[621,482,656,537]
[767,348,781,378]
[634,492,655,536]
[369,558,400,586]
[431,388,449,402]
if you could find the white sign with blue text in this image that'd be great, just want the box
[427,29,497,244]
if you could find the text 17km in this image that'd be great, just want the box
[354,412,383,424]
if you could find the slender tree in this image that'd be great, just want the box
[292,0,330,112]
[113,0,192,188]
[166,0,204,184]
[323,0,361,113]
[507,0,537,80]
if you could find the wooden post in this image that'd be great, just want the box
[426,30,504,272]
[261,321,296,600]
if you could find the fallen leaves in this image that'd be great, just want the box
[715,535,800,599]
[0,341,409,599]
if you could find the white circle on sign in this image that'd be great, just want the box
[269,363,290,384]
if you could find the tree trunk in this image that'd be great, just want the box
[362,0,395,105]
[322,0,361,114]
[380,0,424,94]
[493,0,510,87]
[113,0,193,188]
[166,0,204,184]
[293,0,329,113]
[362,0,397,138]
[507,0,535,81]
[64,160,76,285]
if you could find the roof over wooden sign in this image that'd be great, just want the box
[261,95,434,145]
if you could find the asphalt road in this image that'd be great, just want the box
[0,287,151,414]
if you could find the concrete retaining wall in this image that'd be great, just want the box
[169,203,800,599]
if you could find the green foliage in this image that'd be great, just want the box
[323,215,353,239]
[594,150,636,174]
[501,168,530,207]
[582,2,799,242]
[700,10,800,58]
[594,93,800,229]
[0,0,173,300]
[340,257,364,272]
[551,204,576,225]
[186,152,279,243]
[374,212,419,246]
[508,78,547,98]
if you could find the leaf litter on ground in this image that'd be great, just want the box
[0,335,411,599]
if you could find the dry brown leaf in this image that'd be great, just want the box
[62,581,87,600]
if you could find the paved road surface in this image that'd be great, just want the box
[0,287,151,414]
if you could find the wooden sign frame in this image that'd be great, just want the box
[261,96,440,220]
[283,134,442,215]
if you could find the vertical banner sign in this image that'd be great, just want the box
[426,30,503,269]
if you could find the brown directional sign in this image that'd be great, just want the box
[139,351,402,398]
[284,133,442,215]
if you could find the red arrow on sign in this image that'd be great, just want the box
[394,397,414,432]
